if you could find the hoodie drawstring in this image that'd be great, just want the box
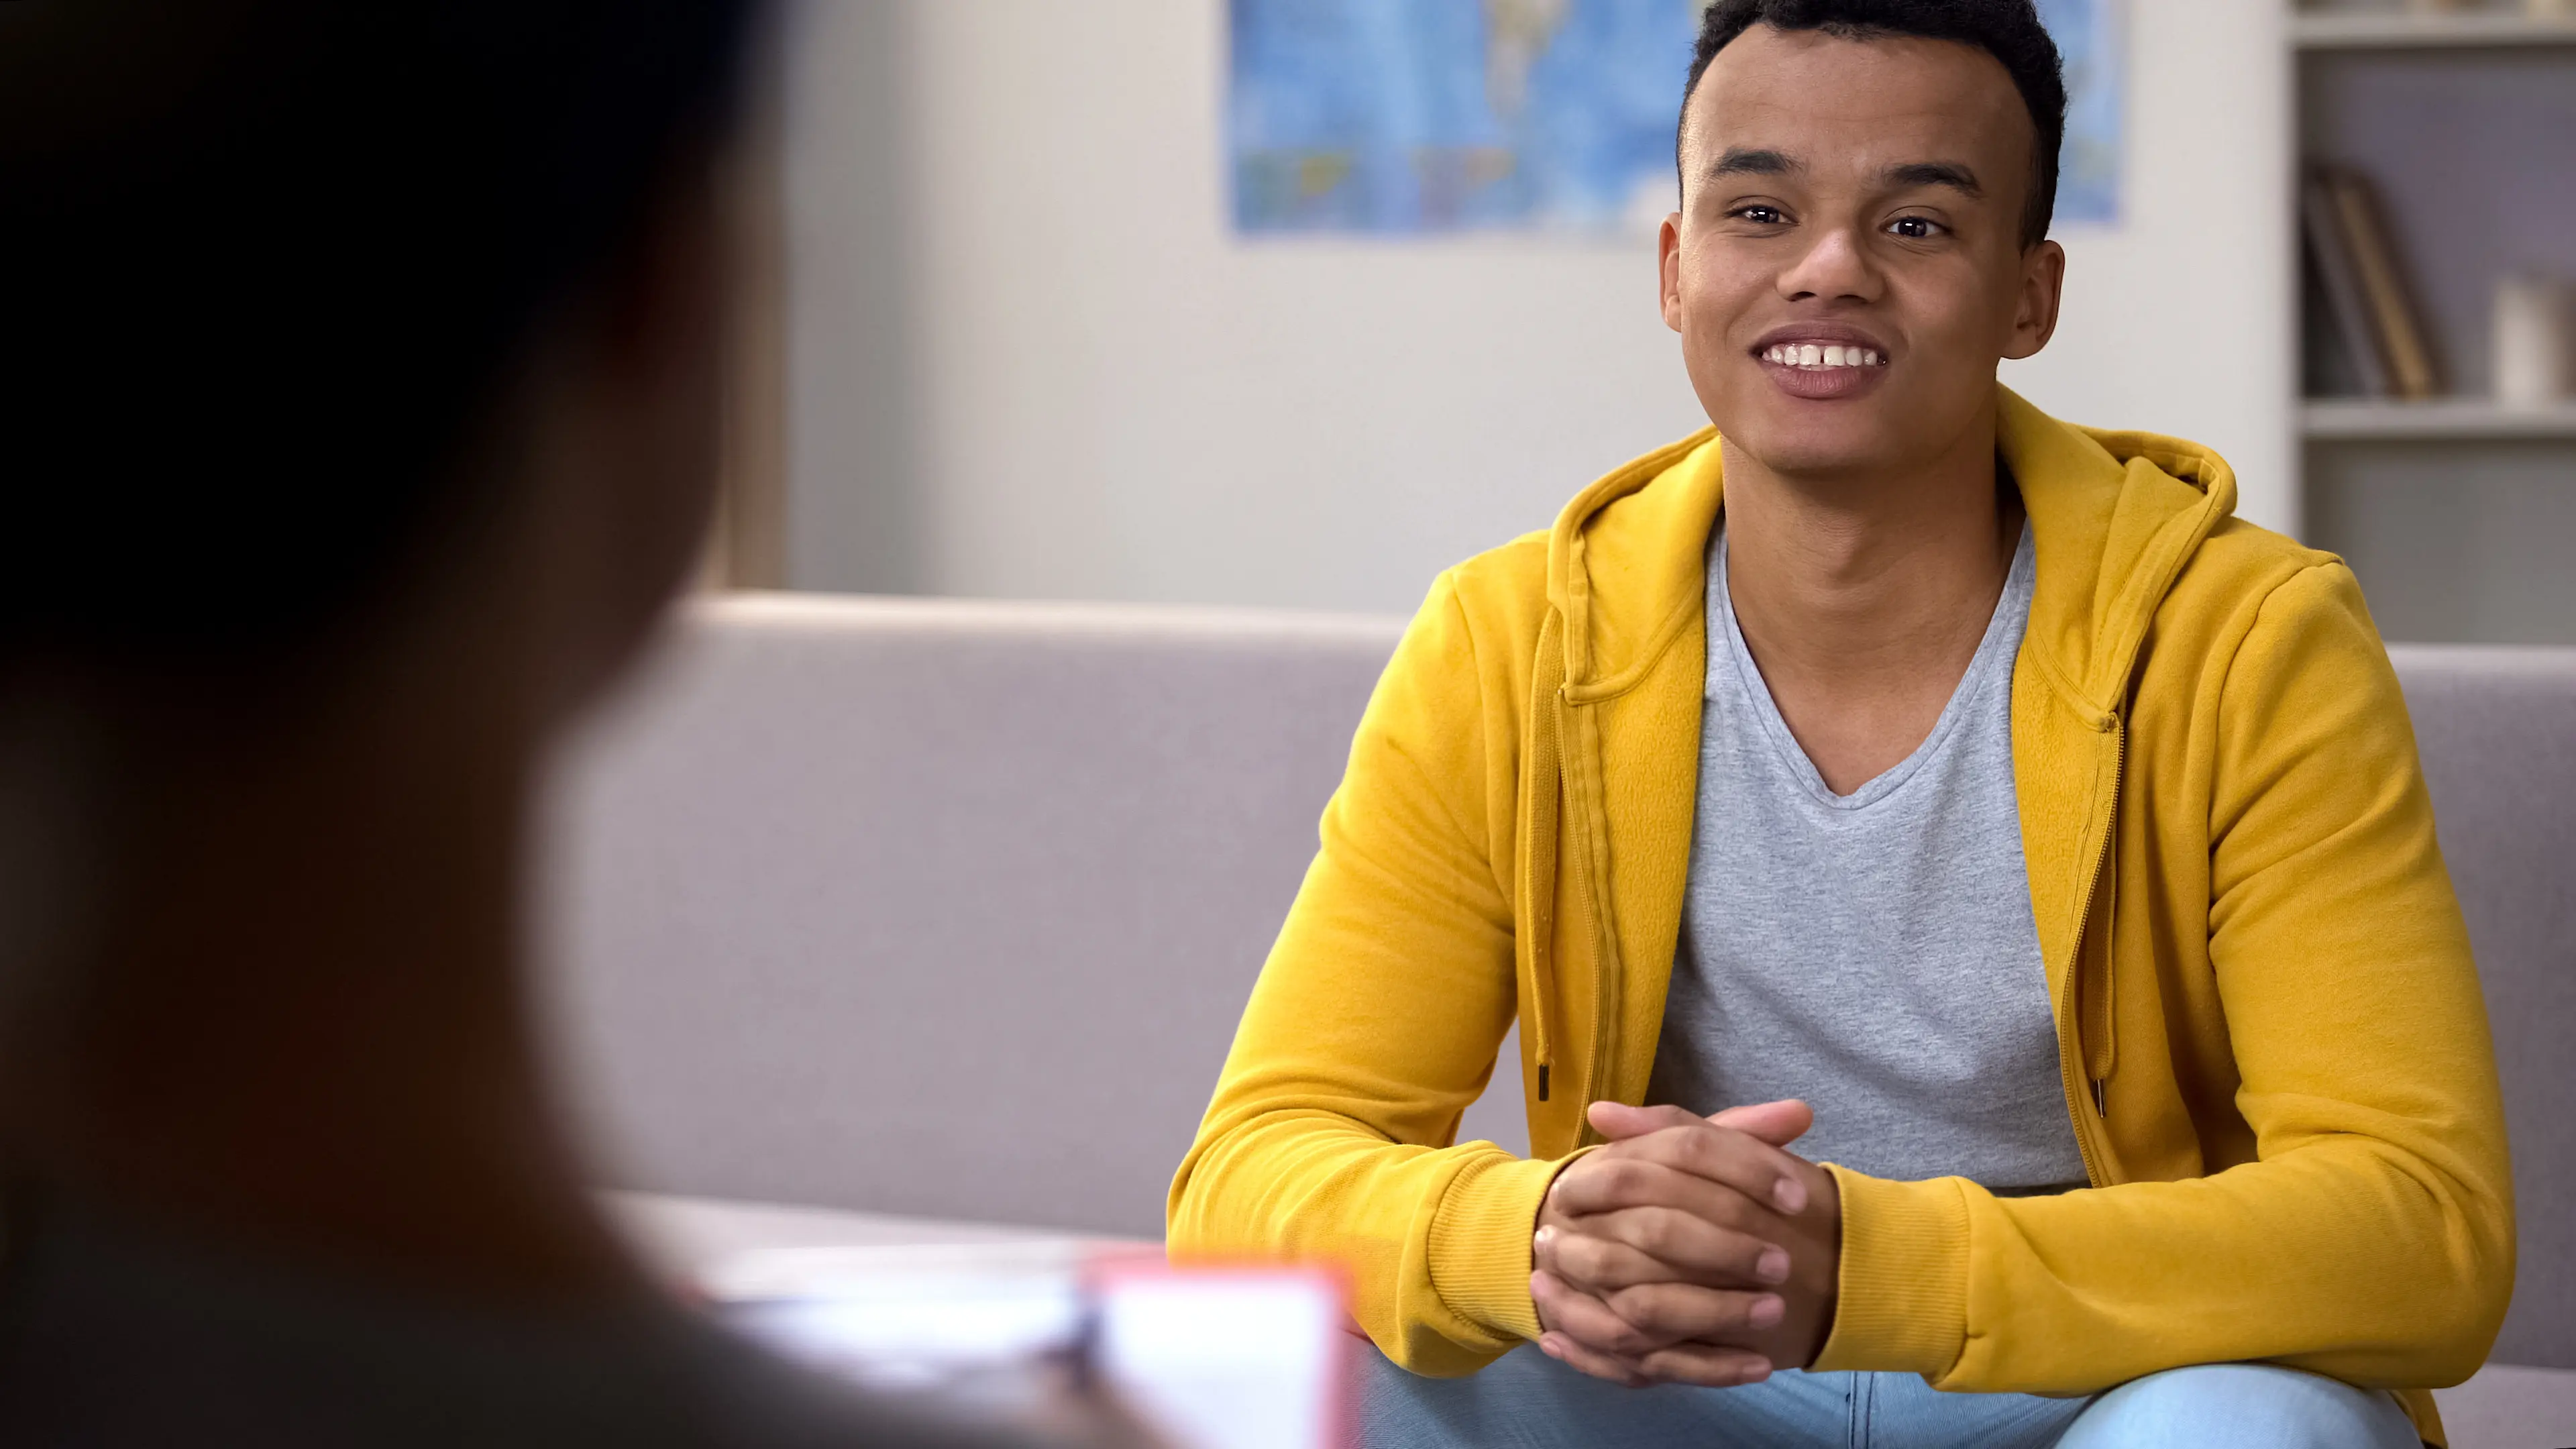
[2080,712,2125,1117]
[1523,617,1570,1101]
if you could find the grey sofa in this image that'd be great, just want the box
[543,592,2574,1446]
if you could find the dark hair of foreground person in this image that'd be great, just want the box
[0,4,1120,1444]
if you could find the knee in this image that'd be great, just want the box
[2053,1364,2418,1449]
[1352,1345,1505,1448]
[1353,1344,1627,1449]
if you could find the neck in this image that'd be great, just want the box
[0,679,638,1306]
[1713,407,2024,794]
[1719,409,2019,688]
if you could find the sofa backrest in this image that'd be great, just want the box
[545,599,2573,1364]
[2385,646,2576,1369]
[544,594,1401,1240]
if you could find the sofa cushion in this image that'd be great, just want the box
[2432,1362,2576,1448]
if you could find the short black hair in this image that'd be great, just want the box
[0,0,759,672]
[1681,0,2068,248]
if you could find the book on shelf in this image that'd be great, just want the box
[2302,166,2387,397]
[2300,162,2443,400]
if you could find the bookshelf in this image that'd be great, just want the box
[2292,3,2576,645]
[2291,11,2576,48]
[2302,400,2576,442]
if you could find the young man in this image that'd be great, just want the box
[0,3,1125,1444]
[1169,3,2513,1445]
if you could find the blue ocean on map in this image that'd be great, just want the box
[1228,0,2122,236]
[2037,0,2122,225]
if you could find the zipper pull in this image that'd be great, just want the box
[1537,1065,1550,1102]
[2090,1076,2108,1118]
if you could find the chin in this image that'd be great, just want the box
[1719,412,1903,480]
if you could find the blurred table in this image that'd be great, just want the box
[605,1191,2572,1449]
[605,1190,1148,1299]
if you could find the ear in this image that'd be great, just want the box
[2004,238,2065,361]
[1659,211,1686,335]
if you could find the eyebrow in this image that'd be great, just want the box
[1883,161,1982,197]
[1706,147,1801,180]
[1701,150,1986,201]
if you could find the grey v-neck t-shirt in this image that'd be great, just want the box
[1644,521,2088,1193]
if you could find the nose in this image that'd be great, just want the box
[1776,223,1880,305]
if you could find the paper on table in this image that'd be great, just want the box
[1092,1260,1349,1449]
[707,1242,1350,1449]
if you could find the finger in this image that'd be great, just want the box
[1538,1222,1687,1293]
[1589,1099,1814,1150]
[1623,1122,1813,1215]
[1537,1332,1649,1389]
[1707,1099,1813,1148]
[1548,1155,1796,1238]
[1529,1269,1680,1359]
[1541,1210,1790,1291]
[1547,1229,1768,1294]
[1633,1342,1775,1389]
[1537,1220,1668,1293]
[1602,1281,1786,1344]
[1587,1100,1703,1141]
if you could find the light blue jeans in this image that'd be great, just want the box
[1358,1346,2424,1448]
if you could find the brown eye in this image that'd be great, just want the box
[1888,216,1941,239]
[1736,206,1786,225]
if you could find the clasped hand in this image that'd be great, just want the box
[1529,1099,1839,1389]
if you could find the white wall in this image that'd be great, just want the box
[781,0,2293,610]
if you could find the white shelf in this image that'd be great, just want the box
[2291,11,2576,49]
[2302,398,2576,440]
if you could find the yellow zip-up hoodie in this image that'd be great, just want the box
[1168,388,2513,1444]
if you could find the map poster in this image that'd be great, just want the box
[1228,0,2124,237]
[2037,0,2123,226]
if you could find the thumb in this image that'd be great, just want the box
[1585,1099,1705,1142]
[1709,1099,1813,1148]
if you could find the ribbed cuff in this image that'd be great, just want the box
[1424,1149,1591,1344]
[1810,1167,1971,1379]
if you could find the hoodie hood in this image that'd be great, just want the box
[1542,385,2241,719]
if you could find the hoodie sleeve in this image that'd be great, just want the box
[1165,568,1564,1376]
[1815,561,2515,1397]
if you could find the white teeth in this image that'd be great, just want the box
[1766,342,1886,368]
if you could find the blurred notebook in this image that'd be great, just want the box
[705,1242,1349,1449]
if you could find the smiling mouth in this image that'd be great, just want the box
[1760,343,1888,370]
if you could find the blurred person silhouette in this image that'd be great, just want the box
[0,3,1131,1444]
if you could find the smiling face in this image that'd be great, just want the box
[1660,24,2065,480]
